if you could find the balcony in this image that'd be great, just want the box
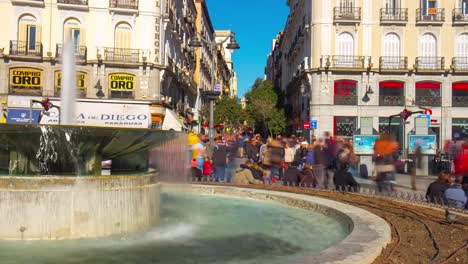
[56,44,87,62]
[416,8,445,25]
[415,57,445,71]
[453,9,468,25]
[415,96,441,107]
[380,8,408,24]
[379,56,408,71]
[10,0,44,7]
[327,55,365,69]
[452,96,468,107]
[104,47,139,63]
[379,95,405,106]
[451,57,468,71]
[109,0,138,14]
[57,0,88,10]
[333,7,361,24]
[9,40,43,58]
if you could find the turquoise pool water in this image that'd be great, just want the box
[0,193,349,264]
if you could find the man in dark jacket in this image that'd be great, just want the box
[283,162,301,186]
[212,137,228,182]
[334,163,359,192]
[245,139,260,162]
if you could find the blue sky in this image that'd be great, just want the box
[207,0,289,97]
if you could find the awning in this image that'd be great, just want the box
[162,108,187,131]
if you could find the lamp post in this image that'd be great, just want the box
[188,32,240,147]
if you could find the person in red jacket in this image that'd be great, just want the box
[202,157,213,180]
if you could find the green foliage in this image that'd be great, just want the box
[245,78,286,136]
[200,96,245,129]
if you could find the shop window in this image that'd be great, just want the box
[415,81,441,107]
[334,116,357,139]
[334,80,357,105]
[452,82,468,107]
[9,67,43,96]
[379,117,403,150]
[379,81,404,106]
[453,118,468,139]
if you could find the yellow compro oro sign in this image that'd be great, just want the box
[55,71,87,90]
[9,68,43,89]
[109,73,135,91]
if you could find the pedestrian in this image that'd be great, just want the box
[191,158,202,182]
[334,163,360,192]
[284,142,295,166]
[444,176,468,209]
[202,157,213,181]
[300,164,318,188]
[323,131,336,188]
[212,136,228,182]
[245,138,260,162]
[283,162,301,186]
[426,171,451,204]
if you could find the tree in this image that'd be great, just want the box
[200,96,245,130]
[245,79,286,137]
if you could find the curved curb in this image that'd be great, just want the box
[172,184,391,264]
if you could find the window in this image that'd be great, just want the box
[336,32,354,66]
[64,18,85,54]
[383,33,401,67]
[463,0,468,14]
[384,0,400,10]
[334,116,357,139]
[452,118,468,139]
[456,33,468,57]
[18,15,41,52]
[334,80,357,105]
[379,81,405,106]
[421,0,437,12]
[415,81,441,106]
[115,23,132,49]
[419,33,437,68]
[340,0,354,9]
[28,25,36,50]
[452,82,468,107]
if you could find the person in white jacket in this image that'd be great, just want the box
[284,142,295,166]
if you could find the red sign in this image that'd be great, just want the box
[431,119,438,123]
[399,108,411,121]
[303,122,310,129]
[424,109,433,115]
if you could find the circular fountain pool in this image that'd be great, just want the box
[0,191,350,264]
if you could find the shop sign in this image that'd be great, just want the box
[7,108,41,124]
[9,68,43,89]
[40,101,149,128]
[108,73,135,91]
[55,71,87,90]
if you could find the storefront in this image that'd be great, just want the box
[54,71,87,98]
[453,118,468,139]
[9,67,43,96]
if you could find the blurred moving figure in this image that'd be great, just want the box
[374,134,399,192]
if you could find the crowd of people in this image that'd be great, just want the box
[189,130,468,209]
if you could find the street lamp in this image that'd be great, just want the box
[188,31,240,147]
[361,85,374,103]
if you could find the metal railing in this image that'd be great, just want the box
[9,40,42,57]
[452,96,468,107]
[333,7,361,22]
[57,0,88,5]
[379,56,408,70]
[451,57,468,71]
[379,95,405,106]
[415,95,441,107]
[416,8,445,23]
[331,55,365,68]
[104,47,139,63]
[380,8,408,22]
[453,8,468,23]
[109,0,138,9]
[415,57,445,71]
[56,44,87,61]
[189,178,467,214]
[334,94,357,105]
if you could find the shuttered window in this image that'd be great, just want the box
[384,0,400,10]
[114,23,132,49]
[337,32,354,56]
[419,33,437,67]
[383,33,401,67]
[64,18,85,53]
[456,33,468,57]
[18,15,40,48]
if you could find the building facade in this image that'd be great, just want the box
[216,30,238,97]
[268,0,468,150]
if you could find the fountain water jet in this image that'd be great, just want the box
[60,37,77,125]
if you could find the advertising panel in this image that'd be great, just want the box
[353,135,379,155]
[40,101,150,128]
[108,73,135,91]
[7,108,41,124]
[408,135,437,155]
[9,68,43,89]
[55,71,87,90]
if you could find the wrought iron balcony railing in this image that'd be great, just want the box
[453,9,468,24]
[104,47,140,63]
[415,57,445,71]
[109,0,138,10]
[452,57,468,71]
[56,44,87,61]
[9,40,43,57]
[334,94,358,105]
[57,0,87,5]
[452,96,468,107]
[333,7,361,22]
[379,95,405,106]
[416,8,445,23]
[379,56,408,70]
[330,55,365,68]
[415,95,441,107]
[380,8,408,22]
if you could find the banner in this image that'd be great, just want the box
[55,71,87,90]
[40,101,150,129]
[7,108,41,124]
[9,68,43,89]
[108,73,135,91]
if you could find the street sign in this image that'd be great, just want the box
[303,121,310,129]
[310,119,317,129]
[214,83,221,92]
[418,114,431,127]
